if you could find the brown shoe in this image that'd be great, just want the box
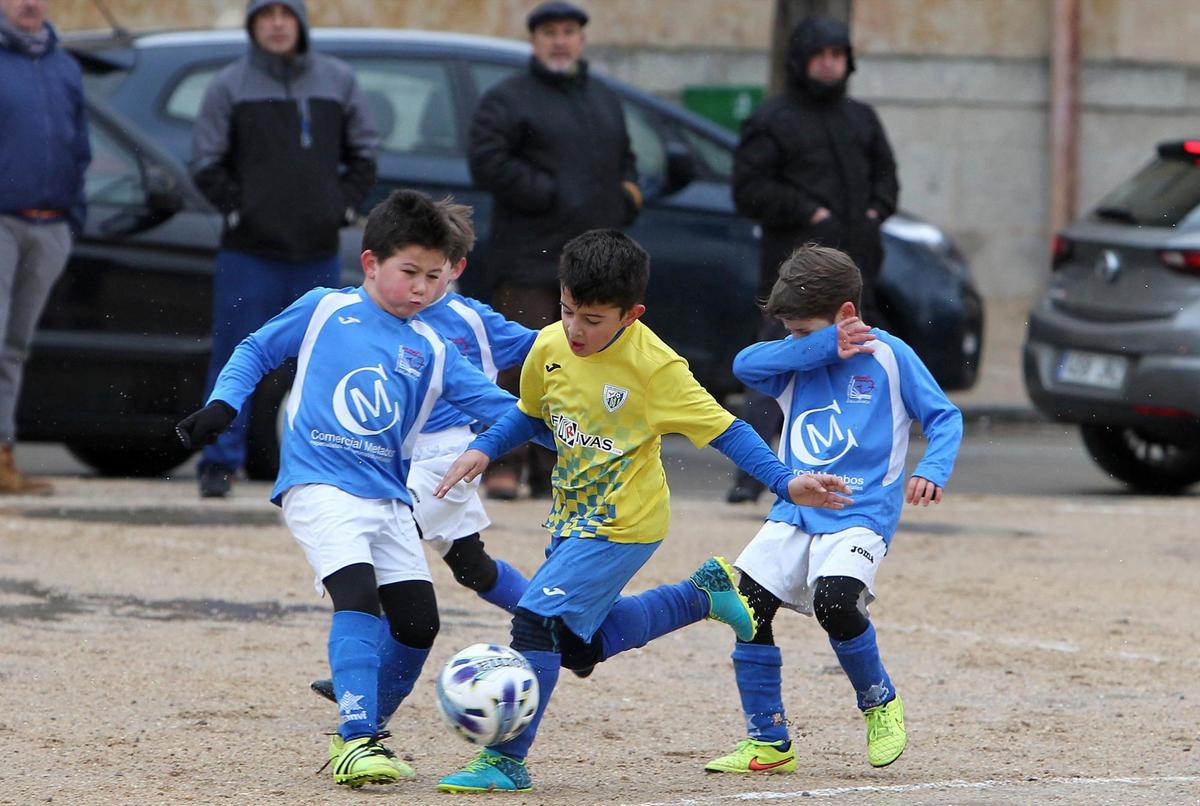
[483,470,519,501]
[0,444,52,496]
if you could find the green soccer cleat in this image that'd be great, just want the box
[864,695,906,767]
[328,734,414,787]
[704,738,796,774]
[436,748,533,793]
[689,556,757,641]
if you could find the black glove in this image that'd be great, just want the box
[175,400,237,450]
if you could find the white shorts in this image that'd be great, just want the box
[281,483,431,595]
[734,521,888,616]
[407,426,490,557]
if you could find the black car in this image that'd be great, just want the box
[22,28,982,478]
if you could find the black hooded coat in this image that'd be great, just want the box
[733,16,899,302]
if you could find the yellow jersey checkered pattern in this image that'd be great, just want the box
[518,321,734,543]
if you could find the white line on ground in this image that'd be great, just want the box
[626,775,1200,806]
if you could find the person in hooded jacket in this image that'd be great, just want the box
[190,0,378,498]
[0,0,90,496]
[726,15,898,504]
[467,0,641,501]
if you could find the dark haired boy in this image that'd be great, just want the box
[308,198,544,703]
[431,229,853,793]
[175,189,520,789]
[705,244,961,775]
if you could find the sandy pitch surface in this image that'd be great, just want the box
[1,478,1197,805]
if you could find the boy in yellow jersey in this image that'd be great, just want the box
[431,229,852,794]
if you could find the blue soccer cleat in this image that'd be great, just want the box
[436,748,533,793]
[689,556,757,641]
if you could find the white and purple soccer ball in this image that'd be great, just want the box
[435,643,540,746]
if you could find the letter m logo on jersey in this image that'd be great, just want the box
[790,399,858,466]
[332,364,400,436]
[602,384,629,413]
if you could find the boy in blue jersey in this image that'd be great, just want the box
[175,190,523,790]
[704,245,962,775]
[430,229,854,794]
[308,198,542,703]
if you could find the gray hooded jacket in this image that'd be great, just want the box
[190,0,378,261]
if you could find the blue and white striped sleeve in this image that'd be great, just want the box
[208,289,323,413]
[466,297,538,372]
[896,340,963,488]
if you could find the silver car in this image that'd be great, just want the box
[1024,139,1200,493]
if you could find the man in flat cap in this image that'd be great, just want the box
[468,0,640,501]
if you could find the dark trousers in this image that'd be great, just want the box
[488,282,559,491]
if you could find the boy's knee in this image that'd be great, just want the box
[812,576,869,641]
[510,607,560,654]
[441,533,498,592]
[739,572,782,646]
[379,580,440,649]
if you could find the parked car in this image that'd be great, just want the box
[1024,139,1200,493]
[23,28,981,478]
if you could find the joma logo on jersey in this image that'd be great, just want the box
[790,399,857,466]
[332,364,400,436]
[550,414,624,455]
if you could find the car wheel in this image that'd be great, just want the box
[66,439,192,478]
[1079,424,1200,494]
[244,364,292,482]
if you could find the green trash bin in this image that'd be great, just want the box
[681,85,764,132]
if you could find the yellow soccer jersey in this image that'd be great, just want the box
[518,320,735,543]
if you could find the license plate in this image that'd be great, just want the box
[1057,350,1128,390]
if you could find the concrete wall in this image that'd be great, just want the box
[52,0,1200,298]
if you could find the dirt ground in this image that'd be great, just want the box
[1,477,1197,805]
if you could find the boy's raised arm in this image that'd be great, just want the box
[733,325,841,395]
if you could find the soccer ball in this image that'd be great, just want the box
[435,643,540,746]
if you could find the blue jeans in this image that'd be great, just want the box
[200,249,339,472]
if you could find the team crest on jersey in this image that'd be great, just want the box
[602,384,629,413]
[847,375,875,403]
[395,345,426,378]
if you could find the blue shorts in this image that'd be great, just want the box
[516,536,660,643]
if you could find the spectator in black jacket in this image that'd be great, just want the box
[727,15,898,503]
[190,0,377,498]
[468,0,641,500]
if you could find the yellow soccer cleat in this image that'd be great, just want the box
[863,695,906,767]
[704,738,796,774]
[328,734,414,787]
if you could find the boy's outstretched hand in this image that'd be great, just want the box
[906,475,943,506]
[434,449,491,498]
[837,316,876,360]
[787,473,854,509]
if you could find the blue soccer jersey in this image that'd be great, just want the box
[416,292,537,434]
[208,286,517,505]
[733,325,963,543]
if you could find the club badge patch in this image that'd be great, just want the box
[602,384,629,413]
[847,375,874,403]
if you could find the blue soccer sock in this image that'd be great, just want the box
[375,619,430,728]
[489,649,560,761]
[733,642,791,743]
[594,579,708,660]
[477,559,529,613]
[829,623,895,711]
[328,610,382,741]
